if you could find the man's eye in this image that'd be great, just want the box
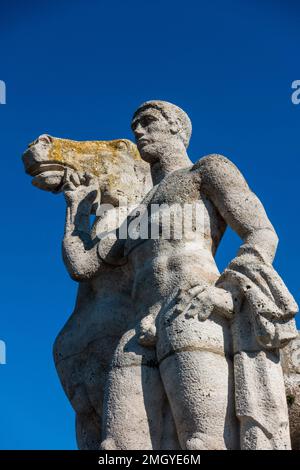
[143,117,155,126]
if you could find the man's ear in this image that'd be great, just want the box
[169,118,181,135]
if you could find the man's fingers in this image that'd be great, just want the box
[78,173,86,185]
[63,167,72,184]
[70,172,81,187]
[198,306,214,322]
[184,302,198,318]
[63,180,76,192]
[179,285,235,322]
[188,285,206,298]
[84,172,94,185]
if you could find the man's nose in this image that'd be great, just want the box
[134,123,145,138]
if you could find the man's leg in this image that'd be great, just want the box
[101,328,176,450]
[159,350,238,449]
[157,310,239,450]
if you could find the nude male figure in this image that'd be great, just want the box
[101,100,282,450]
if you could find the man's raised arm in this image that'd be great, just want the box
[62,170,104,281]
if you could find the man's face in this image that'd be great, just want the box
[131,108,173,163]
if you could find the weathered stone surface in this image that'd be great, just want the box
[281,333,300,450]
[23,102,299,450]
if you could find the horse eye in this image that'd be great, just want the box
[117,141,128,150]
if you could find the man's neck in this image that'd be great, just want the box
[150,144,192,185]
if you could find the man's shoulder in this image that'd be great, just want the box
[192,153,244,182]
[191,153,249,194]
[192,153,235,173]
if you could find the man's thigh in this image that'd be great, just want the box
[159,349,238,449]
[101,328,167,450]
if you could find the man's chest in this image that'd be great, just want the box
[149,168,200,206]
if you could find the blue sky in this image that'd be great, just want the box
[0,0,299,450]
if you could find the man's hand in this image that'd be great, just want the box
[62,168,100,210]
[175,284,236,321]
[138,314,157,347]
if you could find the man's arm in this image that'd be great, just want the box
[62,170,104,281]
[196,154,278,264]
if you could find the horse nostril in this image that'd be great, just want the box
[37,134,52,144]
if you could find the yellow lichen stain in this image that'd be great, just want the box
[49,137,140,178]
[45,137,141,196]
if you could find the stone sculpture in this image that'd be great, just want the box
[23,101,299,450]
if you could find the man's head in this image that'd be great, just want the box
[131,100,192,163]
